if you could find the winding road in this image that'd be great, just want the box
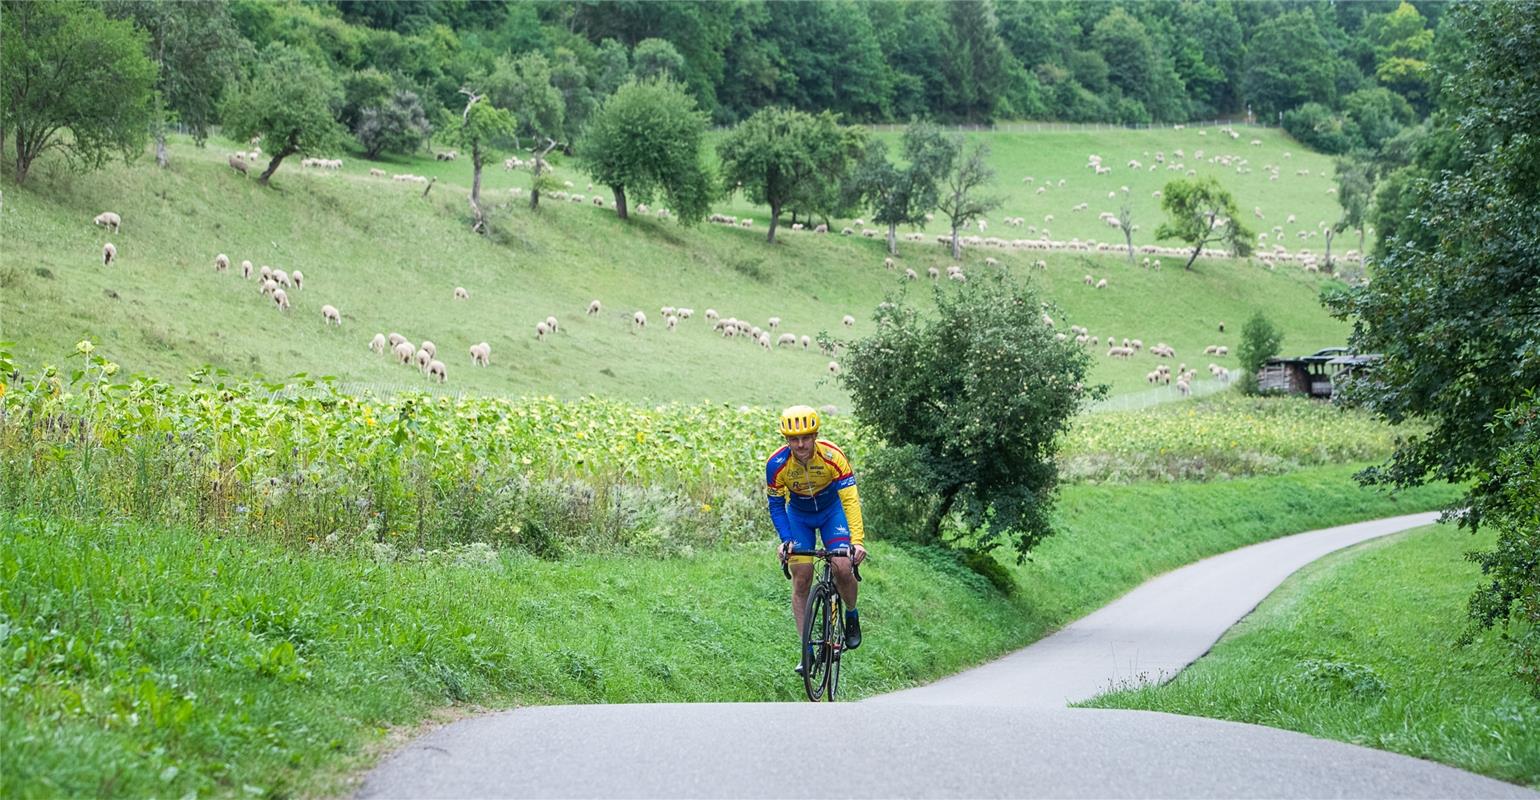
[359,512,1536,798]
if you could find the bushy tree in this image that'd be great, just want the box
[355,90,430,159]
[1242,11,1338,118]
[631,38,685,82]
[1326,2,1539,690]
[1332,156,1375,262]
[1283,103,1353,155]
[848,121,951,256]
[576,78,713,224]
[835,270,1101,558]
[220,43,345,185]
[1,0,156,184]
[717,107,859,243]
[1236,312,1283,395]
[936,138,1002,259]
[486,52,564,147]
[1154,177,1254,269]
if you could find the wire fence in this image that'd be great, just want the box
[858,118,1271,134]
[1085,376,1234,414]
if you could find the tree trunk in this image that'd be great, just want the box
[469,144,485,234]
[1184,244,1202,270]
[257,148,293,185]
[887,222,898,256]
[1323,228,1335,273]
[923,484,962,544]
[13,133,29,184]
[612,185,628,220]
[1123,227,1135,264]
[950,223,962,259]
[155,130,168,169]
[767,201,781,244]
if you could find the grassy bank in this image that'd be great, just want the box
[0,464,1460,798]
[1083,524,1540,789]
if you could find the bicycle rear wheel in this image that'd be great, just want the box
[801,586,834,701]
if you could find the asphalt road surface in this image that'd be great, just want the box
[360,512,1536,799]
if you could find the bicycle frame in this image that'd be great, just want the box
[781,548,861,701]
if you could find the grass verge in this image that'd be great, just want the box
[1081,524,1540,789]
[1,465,1461,798]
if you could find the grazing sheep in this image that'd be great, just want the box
[370,333,387,353]
[588,299,602,315]
[241,260,253,279]
[705,309,719,321]
[542,316,557,334]
[678,308,693,319]
[260,265,273,282]
[1218,321,1226,333]
[228,155,249,176]
[454,287,469,300]
[765,316,781,329]
[667,315,678,331]
[369,168,386,177]
[777,332,797,347]
[661,306,676,317]
[291,270,303,290]
[800,335,811,350]
[927,267,940,279]
[272,288,290,310]
[320,304,341,326]
[1130,339,1143,351]
[904,268,918,280]
[393,341,415,364]
[1096,278,1108,289]
[427,360,447,383]
[102,242,117,266]
[214,253,230,272]
[884,257,895,269]
[827,361,840,375]
[415,348,431,372]
[535,322,549,341]
[1204,345,1219,355]
[388,333,406,348]
[1177,379,1191,396]
[1084,274,1094,285]
[260,278,278,296]
[1215,346,1229,356]
[273,269,290,287]
[89,212,123,233]
[842,315,855,327]
[469,342,491,366]
[633,311,647,328]
[420,341,436,358]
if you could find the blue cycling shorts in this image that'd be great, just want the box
[785,500,851,565]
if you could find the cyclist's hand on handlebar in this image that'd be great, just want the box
[850,543,867,566]
[777,540,794,561]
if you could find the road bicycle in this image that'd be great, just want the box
[781,548,861,702]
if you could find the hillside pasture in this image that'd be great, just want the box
[1,130,1348,403]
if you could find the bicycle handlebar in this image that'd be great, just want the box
[780,548,862,582]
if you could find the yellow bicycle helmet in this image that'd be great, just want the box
[778,405,821,437]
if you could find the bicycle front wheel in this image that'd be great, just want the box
[802,586,834,701]
[826,593,845,702]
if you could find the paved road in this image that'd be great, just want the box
[360,512,1536,799]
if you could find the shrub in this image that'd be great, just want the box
[1283,102,1352,155]
[1237,312,1284,395]
[833,271,1102,560]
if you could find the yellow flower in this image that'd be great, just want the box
[636,431,645,444]
[700,503,713,512]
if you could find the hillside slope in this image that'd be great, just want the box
[0,133,1348,406]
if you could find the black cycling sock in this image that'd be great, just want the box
[846,607,858,620]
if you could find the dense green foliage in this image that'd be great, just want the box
[1087,524,1539,788]
[936,138,1003,259]
[577,78,712,223]
[1155,176,1255,269]
[0,468,1462,797]
[848,122,951,256]
[354,89,431,159]
[0,0,157,184]
[1327,0,1539,692]
[836,272,1098,556]
[717,107,865,242]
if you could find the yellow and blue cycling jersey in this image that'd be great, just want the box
[766,439,865,552]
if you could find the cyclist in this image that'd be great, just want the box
[767,405,867,673]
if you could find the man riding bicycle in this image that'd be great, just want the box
[767,405,867,674]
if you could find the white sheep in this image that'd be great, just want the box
[588,299,602,315]
[241,260,253,279]
[842,315,855,327]
[291,270,303,290]
[1084,274,1094,285]
[273,269,290,288]
[678,308,693,319]
[904,268,918,280]
[927,267,940,279]
[260,265,273,282]
[705,309,719,321]
[369,168,386,177]
[427,360,447,383]
[102,242,117,266]
[260,278,278,296]
[827,361,840,375]
[544,316,558,334]
[1096,278,1108,289]
[469,342,491,366]
[667,315,678,331]
[420,341,436,358]
[271,288,290,311]
[393,341,415,364]
[884,257,895,269]
[634,311,647,328]
[94,211,121,233]
[415,348,431,372]
[535,321,549,341]
[321,304,341,326]
[800,335,811,350]
[370,333,387,353]
[454,287,469,300]
[388,332,406,348]
[776,332,796,347]
[214,253,230,272]
[662,306,676,317]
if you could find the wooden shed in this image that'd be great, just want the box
[1258,348,1377,399]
